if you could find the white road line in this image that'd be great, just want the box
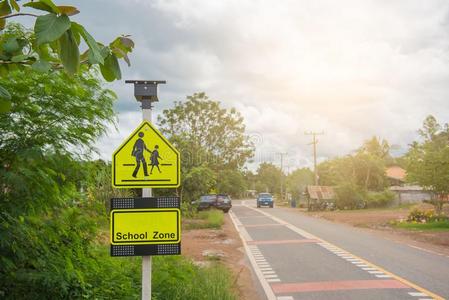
[228,210,277,300]
[240,202,444,300]
[267,278,281,282]
[368,271,384,274]
[260,267,273,271]
[408,292,428,297]
[264,274,279,279]
[263,271,276,274]
[277,297,294,300]
[376,275,392,278]
[362,267,377,271]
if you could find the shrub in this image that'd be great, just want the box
[181,201,198,219]
[407,209,449,223]
[365,190,395,208]
[335,183,366,210]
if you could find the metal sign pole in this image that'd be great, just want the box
[142,101,152,300]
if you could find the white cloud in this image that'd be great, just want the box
[68,0,449,169]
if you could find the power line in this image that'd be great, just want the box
[305,131,324,185]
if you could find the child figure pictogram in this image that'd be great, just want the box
[150,145,163,174]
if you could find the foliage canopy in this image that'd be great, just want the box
[0,0,134,113]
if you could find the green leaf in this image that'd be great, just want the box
[10,0,19,12]
[0,98,12,113]
[0,0,10,29]
[24,0,59,13]
[109,36,134,67]
[0,84,11,99]
[111,46,130,66]
[34,13,71,46]
[57,5,79,16]
[59,29,79,74]
[2,37,20,53]
[39,0,60,13]
[71,22,103,64]
[23,1,54,13]
[100,53,121,82]
[32,59,52,72]
[11,54,30,62]
[0,0,12,16]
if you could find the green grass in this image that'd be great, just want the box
[395,220,449,231]
[185,209,225,229]
[152,256,237,300]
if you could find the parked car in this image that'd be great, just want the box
[197,194,232,213]
[257,193,274,208]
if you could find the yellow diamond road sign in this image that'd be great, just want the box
[112,121,180,188]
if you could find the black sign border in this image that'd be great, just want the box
[112,122,180,187]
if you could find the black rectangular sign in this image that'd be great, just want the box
[110,197,181,257]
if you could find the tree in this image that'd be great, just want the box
[286,168,314,199]
[0,0,134,112]
[181,165,216,203]
[158,92,254,170]
[157,92,254,201]
[216,169,247,198]
[406,115,449,215]
[317,137,390,191]
[255,162,283,194]
[0,67,117,297]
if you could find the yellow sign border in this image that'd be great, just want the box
[112,121,181,188]
[110,208,181,245]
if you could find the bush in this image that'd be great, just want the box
[181,201,198,219]
[185,209,225,229]
[335,183,366,210]
[365,190,395,208]
[406,209,449,223]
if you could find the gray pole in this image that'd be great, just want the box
[125,80,166,300]
[277,152,287,200]
[313,134,318,185]
[142,100,152,300]
[305,131,324,186]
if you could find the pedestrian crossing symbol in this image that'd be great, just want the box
[112,121,180,188]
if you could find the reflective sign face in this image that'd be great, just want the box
[112,121,180,188]
[110,208,181,245]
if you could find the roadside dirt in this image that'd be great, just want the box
[300,203,449,256]
[182,214,260,300]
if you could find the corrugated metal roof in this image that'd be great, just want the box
[307,185,335,200]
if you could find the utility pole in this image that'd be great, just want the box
[276,152,288,201]
[305,131,324,185]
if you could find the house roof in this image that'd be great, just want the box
[307,186,335,200]
[386,166,406,181]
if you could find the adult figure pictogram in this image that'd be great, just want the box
[131,132,151,177]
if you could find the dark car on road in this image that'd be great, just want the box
[197,194,232,213]
[257,193,274,208]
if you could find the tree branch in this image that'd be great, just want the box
[0,13,39,20]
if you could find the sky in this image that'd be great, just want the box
[60,0,449,171]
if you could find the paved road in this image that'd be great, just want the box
[230,200,449,300]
